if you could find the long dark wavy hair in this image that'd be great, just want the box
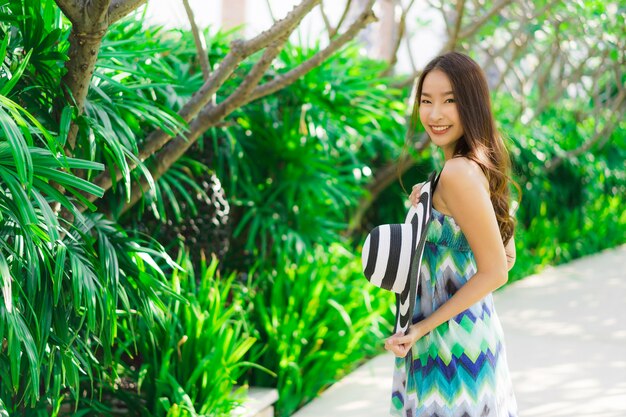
[407,51,520,245]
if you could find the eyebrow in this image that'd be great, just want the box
[421,91,454,97]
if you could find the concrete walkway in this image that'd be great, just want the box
[293,244,626,417]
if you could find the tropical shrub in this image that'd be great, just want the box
[0,2,183,414]
[495,88,626,281]
[1,0,624,415]
[131,253,260,417]
[245,243,393,417]
[208,42,408,268]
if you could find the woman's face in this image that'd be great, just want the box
[419,69,464,159]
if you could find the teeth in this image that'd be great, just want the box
[432,125,451,132]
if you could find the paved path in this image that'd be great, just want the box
[292,244,626,417]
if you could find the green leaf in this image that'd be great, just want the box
[0,49,32,96]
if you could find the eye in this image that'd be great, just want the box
[445,98,456,103]
[420,99,431,104]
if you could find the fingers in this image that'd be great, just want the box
[409,182,424,207]
[394,335,413,345]
[385,343,410,358]
[385,334,411,358]
[385,332,402,345]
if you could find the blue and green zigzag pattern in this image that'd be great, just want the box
[391,209,518,417]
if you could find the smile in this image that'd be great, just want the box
[430,125,451,133]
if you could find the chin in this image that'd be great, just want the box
[430,137,459,148]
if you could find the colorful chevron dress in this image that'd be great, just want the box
[390,207,518,417]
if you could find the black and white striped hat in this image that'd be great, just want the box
[361,170,441,334]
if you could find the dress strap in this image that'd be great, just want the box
[432,169,443,192]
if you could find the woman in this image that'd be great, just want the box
[384,52,519,416]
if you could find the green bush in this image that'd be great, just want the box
[245,243,393,416]
[133,253,261,417]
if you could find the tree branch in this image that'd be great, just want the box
[333,0,353,38]
[108,0,147,24]
[381,0,416,74]
[443,0,465,51]
[265,0,277,22]
[534,45,605,118]
[88,0,321,201]
[53,0,82,22]
[493,33,530,92]
[428,0,451,37]
[55,0,111,151]
[112,0,378,215]
[248,2,377,102]
[319,0,334,37]
[182,0,211,80]
[545,88,625,172]
[405,28,418,74]
[458,0,513,39]
[117,40,289,215]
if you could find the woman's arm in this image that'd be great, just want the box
[386,158,509,357]
[505,235,516,271]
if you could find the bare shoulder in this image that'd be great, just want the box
[438,157,507,277]
[439,157,489,194]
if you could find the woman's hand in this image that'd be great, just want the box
[409,182,425,207]
[384,322,428,358]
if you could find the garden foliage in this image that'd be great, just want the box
[0,0,624,416]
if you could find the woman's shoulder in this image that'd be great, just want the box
[440,156,489,194]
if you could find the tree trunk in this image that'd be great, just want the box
[55,0,148,150]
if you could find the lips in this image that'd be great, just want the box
[430,125,451,134]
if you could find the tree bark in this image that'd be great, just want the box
[56,0,110,150]
[109,0,147,24]
[55,0,148,150]
[248,6,377,102]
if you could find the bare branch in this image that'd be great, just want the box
[405,29,418,74]
[333,0,354,37]
[482,0,560,72]
[182,0,210,80]
[382,0,417,73]
[493,32,530,92]
[89,0,321,199]
[429,0,451,37]
[444,0,466,51]
[108,0,147,24]
[248,0,377,102]
[545,88,625,172]
[118,40,289,214]
[534,46,606,117]
[319,0,334,37]
[266,0,277,22]
[458,0,513,39]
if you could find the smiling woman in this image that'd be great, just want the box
[385,52,520,417]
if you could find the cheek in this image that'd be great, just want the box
[451,107,461,123]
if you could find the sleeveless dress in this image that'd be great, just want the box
[390,207,518,417]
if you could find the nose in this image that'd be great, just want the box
[428,103,443,122]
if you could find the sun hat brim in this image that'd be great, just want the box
[361,170,441,334]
